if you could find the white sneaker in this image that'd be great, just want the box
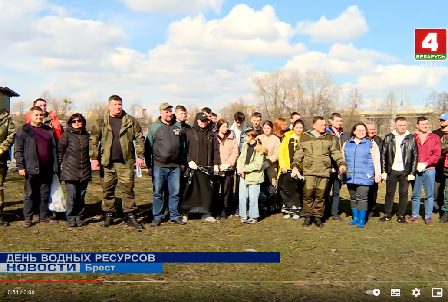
[246,218,257,224]
[182,215,188,222]
[203,216,217,223]
[241,217,248,223]
[292,214,300,220]
[283,214,291,220]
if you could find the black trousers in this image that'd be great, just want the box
[23,173,52,221]
[368,183,378,215]
[65,181,88,222]
[385,170,409,216]
[214,172,234,216]
[278,173,303,209]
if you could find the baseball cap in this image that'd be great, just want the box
[440,113,448,120]
[159,102,173,111]
[196,112,209,121]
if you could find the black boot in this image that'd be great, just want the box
[302,216,313,227]
[102,212,114,227]
[127,213,144,230]
[441,211,448,223]
[0,217,9,227]
[314,217,324,227]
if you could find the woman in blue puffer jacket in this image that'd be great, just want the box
[342,122,381,228]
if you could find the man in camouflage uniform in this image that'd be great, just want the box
[90,95,145,230]
[0,109,16,226]
[291,116,347,228]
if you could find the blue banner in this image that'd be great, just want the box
[0,252,280,264]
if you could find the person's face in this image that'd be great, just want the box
[160,108,173,122]
[108,100,123,116]
[71,117,83,129]
[440,119,448,128]
[219,122,228,134]
[205,112,213,120]
[290,114,300,124]
[263,124,272,135]
[30,110,44,124]
[245,134,255,144]
[331,117,343,129]
[417,119,429,133]
[235,121,242,128]
[313,119,327,134]
[366,124,376,138]
[293,123,304,136]
[211,116,217,123]
[281,123,288,131]
[354,125,367,139]
[198,119,208,128]
[251,117,261,129]
[395,120,407,133]
[176,110,187,122]
[35,100,47,113]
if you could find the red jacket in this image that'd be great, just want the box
[415,133,441,169]
[25,111,63,141]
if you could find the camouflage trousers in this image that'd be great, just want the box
[101,162,137,213]
[0,166,7,214]
[303,176,329,218]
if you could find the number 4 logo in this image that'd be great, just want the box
[415,28,447,61]
[422,33,438,51]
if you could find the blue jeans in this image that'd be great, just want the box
[152,165,181,220]
[411,169,436,218]
[238,177,260,219]
[330,176,341,216]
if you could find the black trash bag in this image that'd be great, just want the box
[278,172,303,209]
[182,166,215,214]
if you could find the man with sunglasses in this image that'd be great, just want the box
[15,106,59,227]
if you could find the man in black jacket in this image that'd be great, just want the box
[366,121,382,220]
[15,106,59,228]
[146,103,187,227]
[379,117,418,223]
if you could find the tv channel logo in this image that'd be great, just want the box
[415,28,447,61]
[432,288,443,298]
[391,289,400,297]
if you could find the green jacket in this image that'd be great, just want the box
[89,111,145,167]
[236,143,266,185]
[0,110,16,163]
[292,131,346,178]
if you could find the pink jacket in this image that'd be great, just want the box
[218,131,239,169]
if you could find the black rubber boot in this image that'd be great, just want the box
[127,213,144,230]
[102,212,114,227]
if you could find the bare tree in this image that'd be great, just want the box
[430,91,448,113]
[382,92,398,130]
[186,105,201,126]
[253,69,340,120]
[341,89,363,130]
[11,100,27,125]
[40,91,74,120]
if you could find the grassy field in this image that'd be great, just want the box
[1,172,448,301]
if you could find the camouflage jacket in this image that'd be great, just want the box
[0,110,16,163]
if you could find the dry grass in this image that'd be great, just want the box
[0,172,447,301]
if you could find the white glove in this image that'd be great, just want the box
[213,165,219,176]
[220,163,230,171]
[407,174,416,181]
[417,163,427,173]
[188,161,198,170]
[381,173,388,181]
[291,168,304,180]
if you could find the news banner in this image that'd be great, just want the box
[0,252,280,274]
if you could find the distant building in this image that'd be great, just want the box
[134,106,153,118]
[0,87,20,112]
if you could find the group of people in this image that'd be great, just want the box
[1,95,448,230]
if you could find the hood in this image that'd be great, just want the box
[327,125,343,135]
[192,113,211,131]
[392,130,410,136]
